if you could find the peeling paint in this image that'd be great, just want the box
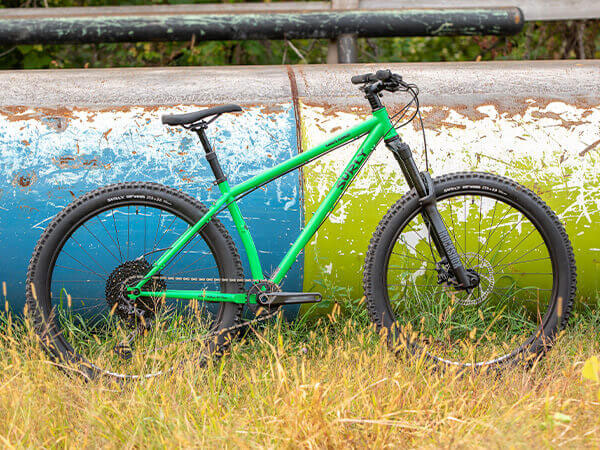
[0,62,598,318]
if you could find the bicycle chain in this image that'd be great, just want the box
[155,276,283,334]
[147,275,273,284]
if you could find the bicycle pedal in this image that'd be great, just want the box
[263,292,322,305]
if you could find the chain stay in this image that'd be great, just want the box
[147,275,273,284]
[119,274,280,342]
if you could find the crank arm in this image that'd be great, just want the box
[261,292,322,306]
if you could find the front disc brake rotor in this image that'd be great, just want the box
[443,252,495,306]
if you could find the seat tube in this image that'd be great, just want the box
[196,125,263,280]
[216,180,264,281]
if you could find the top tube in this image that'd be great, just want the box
[229,114,383,199]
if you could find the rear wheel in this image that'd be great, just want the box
[364,172,576,369]
[26,182,244,380]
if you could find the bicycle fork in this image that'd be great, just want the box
[385,136,478,291]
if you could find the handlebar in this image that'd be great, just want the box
[350,69,393,85]
[350,69,405,96]
[350,69,418,112]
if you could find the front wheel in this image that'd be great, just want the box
[364,172,576,369]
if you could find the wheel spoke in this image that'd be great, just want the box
[111,210,124,262]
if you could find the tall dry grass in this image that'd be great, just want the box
[0,300,599,448]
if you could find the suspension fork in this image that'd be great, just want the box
[385,136,475,290]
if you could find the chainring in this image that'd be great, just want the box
[246,280,281,316]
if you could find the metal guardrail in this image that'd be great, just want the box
[2,1,598,63]
[0,4,525,63]
[0,7,523,45]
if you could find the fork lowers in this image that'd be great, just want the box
[385,136,474,290]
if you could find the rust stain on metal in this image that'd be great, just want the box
[392,100,600,132]
[1,106,77,121]
[300,99,371,116]
[0,104,280,128]
[301,95,600,122]
[12,171,37,189]
[579,139,600,157]
[46,116,69,132]
[102,128,113,141]
[286,65,302,154]
[52,155,100,170]
[258,104,286,114]
[286,65,306,234]
[530,110,591,128]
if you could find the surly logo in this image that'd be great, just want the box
[337,149,369,190]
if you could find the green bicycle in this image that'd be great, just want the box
[26,70,576,379]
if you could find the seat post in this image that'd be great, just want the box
[193,123,227,185]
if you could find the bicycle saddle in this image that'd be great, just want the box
[161,104,242,126]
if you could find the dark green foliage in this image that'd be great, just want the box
[0,0,599,69]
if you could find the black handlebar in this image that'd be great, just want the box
[351,69,394,85]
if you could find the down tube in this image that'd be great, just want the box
[271,124,386,284]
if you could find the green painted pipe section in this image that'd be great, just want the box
[299,102,600,315]
[0,8,523,45]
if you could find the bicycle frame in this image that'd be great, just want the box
[129,108,399,304]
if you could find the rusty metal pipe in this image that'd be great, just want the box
[0,8,523,45]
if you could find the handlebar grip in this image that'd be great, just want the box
[351,69,394,85]
[161,114,176,125]
[351,73,374,84]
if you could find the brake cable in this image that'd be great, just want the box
[382,81,430,172]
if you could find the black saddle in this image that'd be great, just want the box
[161,104,242,126]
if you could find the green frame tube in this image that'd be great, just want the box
[129,108,398,303]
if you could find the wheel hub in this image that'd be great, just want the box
[105,259,166,324]
[438,252,495,306]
